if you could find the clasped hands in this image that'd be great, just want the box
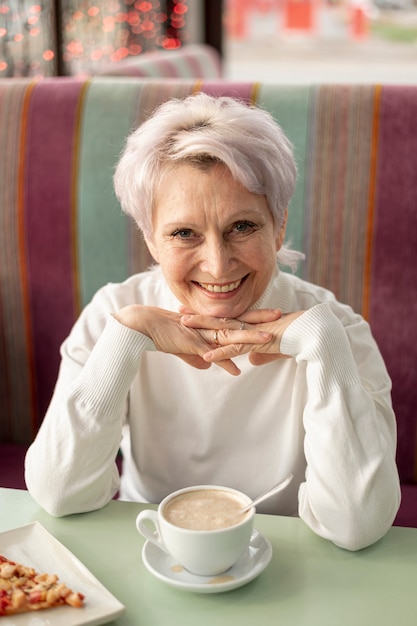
[114,304,303,376]
[178,308,303,375]
[180,307,303,375]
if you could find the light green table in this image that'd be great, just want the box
[1,487,416,625]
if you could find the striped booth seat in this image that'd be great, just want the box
[97,44,222,79]
[0,78,416,527]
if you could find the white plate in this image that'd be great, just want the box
[142,528,272,593]
[0,522,125,625]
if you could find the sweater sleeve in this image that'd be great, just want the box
[25,311,155,517]
[280,301,401,551]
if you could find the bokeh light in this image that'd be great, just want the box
[0,0,189,78]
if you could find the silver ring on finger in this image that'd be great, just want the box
[213,330,220,345]
[239,321,245,330]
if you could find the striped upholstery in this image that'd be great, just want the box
[0,77,416,523]
[98,44,222,79]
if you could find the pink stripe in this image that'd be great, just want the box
[184,53,206,78]
[200,81,254,103]
[369,85,417,482]
[23,78,85,426]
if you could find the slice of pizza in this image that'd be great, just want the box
[0,554,84,616]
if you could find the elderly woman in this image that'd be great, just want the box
[25,93,400,550]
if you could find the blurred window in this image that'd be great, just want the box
[223,0,417,83]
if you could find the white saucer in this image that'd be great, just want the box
[141,528,272,593]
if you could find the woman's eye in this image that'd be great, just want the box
[171,229,193,239]
[233,221,257,234]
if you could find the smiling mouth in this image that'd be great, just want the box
[196,277,246,293]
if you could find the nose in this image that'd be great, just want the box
[199,238,237,279]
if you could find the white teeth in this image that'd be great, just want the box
[199,279,241,293]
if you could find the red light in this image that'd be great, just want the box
[173,3,187,15]
[111,47,129,62]
[103,16,115,32]
[141,19,154,30]
[88,6,100,17]
[129,43,142,55]
[66,40,84,56]
[90,49,103,61]
[162,37,180,49]
[137,1,153,11]
[127,11,140,25]
[171,17,185,28]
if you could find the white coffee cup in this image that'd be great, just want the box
[136,485,255,576]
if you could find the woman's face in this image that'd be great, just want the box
[146,163,286,319]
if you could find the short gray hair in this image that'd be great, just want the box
[114,92,302,268]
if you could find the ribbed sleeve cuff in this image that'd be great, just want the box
[280,303,360,397]
[71,315,155,415]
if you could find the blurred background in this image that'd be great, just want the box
[224,0,417,83]
[0,0,416,82]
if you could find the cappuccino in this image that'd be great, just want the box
[164,489,250,531]
[136,485,255,575]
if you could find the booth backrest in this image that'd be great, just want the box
[97,43,222,79]
[1,77,417,501]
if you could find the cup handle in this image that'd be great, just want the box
[136,509,169,554]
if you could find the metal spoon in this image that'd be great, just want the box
[241,473,294,514]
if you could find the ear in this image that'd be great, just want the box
[144,236,160,263]
[275,209,288,251]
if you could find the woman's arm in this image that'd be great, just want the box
[280,303,400,550]
[25,290,273,516]
[181,302,401,549]
[25,315,151,516]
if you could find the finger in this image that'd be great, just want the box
[181,314,228,330]
[249,352,291,366]
[181,310,281,330]
[215,359,241,376]
[176,354,212,370]
[207,328,272,346]
[203,342,250,363]
[177,352,240,376]
[239,309,282,324]
[182,314,255,331]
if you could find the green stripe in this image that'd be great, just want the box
[0,81,35,440]
[76,78,142,307]
[305,86,375,314]
[255,85,311,272]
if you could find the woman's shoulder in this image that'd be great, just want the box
[270,270,337,309]
[66,266,168,348]
[275,271,359,315]
[90,265,170,308]
[276,271,362,326]
[281,272,337,302]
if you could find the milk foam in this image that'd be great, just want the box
[164,489,250,530]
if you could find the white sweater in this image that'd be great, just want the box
[25,265,401,550]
